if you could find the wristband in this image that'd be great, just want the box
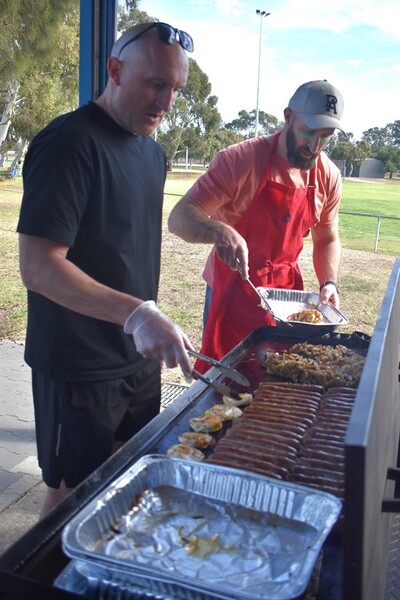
[319,280,339,293]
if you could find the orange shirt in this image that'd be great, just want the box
[186,134,342,285]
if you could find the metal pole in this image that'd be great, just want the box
[374,217,382,252]
[255,10,270,137]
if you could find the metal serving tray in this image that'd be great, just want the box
[55,559,178,600]
[61,454,342,600]
[257,288,348,335]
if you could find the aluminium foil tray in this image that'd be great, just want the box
[257,288,348,335]
[61,454,342,600]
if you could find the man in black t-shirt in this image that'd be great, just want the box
[17,22,195,518]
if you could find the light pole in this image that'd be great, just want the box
[255,9,270,137]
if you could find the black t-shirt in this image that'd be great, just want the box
[17,102,166,381]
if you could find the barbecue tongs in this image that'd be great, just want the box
[188,350,250,387]
[236,259,293,328]
[192,368,245,401]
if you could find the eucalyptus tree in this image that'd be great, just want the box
[224,109,280,138]
[0,0,78,162]
[157,59,221,170]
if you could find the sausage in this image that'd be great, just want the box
[212,438,298,461]
[206,456,286,479]
[230,422,306,444]
[258,381,325,394]
[244,407,314,428]
[208,450,290,477]
[254,393,321,410]
[223,428,302,451]
[240,414,309,435]
[325,387,357,396]
[318,409,352,421]
[241,406,313,431]
[306,430,345,444]
[296,456,345,470]
[250,399,318,417]
[292,464,344,482]
[289,471,344,488]
[301,445,345,459]
[313,422,348,432]
[288,474,344,496]
[255,388,322,401]
[325,398,355,407]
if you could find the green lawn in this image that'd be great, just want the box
[165,172,400,256]
[339,180,399,254]
[0,171,398,340]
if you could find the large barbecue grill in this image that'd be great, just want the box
[0,259,399,600]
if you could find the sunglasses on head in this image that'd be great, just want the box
[117,22,194,58]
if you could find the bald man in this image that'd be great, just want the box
[17,22,194,517]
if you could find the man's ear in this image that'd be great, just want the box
[107,56,123,85]
[283,107,292,125]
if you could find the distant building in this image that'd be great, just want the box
[357,158,385,179]
[359,158,385,178]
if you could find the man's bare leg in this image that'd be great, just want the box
[39,443,126,520]
[39,480,73,520]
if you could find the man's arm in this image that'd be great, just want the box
[19,234,139,323]
[311,223,342,307]
[19,234,193,376]
[168,195,249,276]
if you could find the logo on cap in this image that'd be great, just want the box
[325,95,338,114]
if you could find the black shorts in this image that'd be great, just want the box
[32,363,161,488]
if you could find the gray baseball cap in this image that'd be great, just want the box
[288,80,345,134]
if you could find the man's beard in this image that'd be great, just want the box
[286,124,317,170]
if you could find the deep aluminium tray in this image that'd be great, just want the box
[61,455,342,600]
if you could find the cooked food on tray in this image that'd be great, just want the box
[189,413,223,433]
[167,443,205,461]
[222,392,253,407]
[207,404,243,421]
[261,342,365,389]
[287,308,324,323]
[178,432,214,449]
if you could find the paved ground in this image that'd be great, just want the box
[0,339,46,556]
[0,339,188,558]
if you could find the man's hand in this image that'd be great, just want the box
[319,281,340,308]
[214,224,249,278]
[124,301,194,382]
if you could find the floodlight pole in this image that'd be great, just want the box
[255,10,270,137]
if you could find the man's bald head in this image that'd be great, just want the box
[96,22,191,136]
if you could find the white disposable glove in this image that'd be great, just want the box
[124,301,194,383]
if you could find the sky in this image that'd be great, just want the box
[135,0,400,140]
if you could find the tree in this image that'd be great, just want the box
[224,109,280,138]
[202,129,245,164]
[374,146,400,178]
[0,0,78,162]
[11,6,79,144]
[387,121,400,146]
[361,126,392,152]
[330,139,371,177]
[157,59,222,169]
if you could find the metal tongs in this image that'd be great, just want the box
[236,259,293,328]
[192,368,244,401]
[188,350,250,387]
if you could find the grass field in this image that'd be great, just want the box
[339,179,400,254]
[165,172,400,255]
[0,173,398,367]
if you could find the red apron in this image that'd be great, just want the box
[195,132,317,373]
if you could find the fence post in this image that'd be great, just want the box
[374,217,382,252]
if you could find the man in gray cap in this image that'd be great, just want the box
[168,80,346,372]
